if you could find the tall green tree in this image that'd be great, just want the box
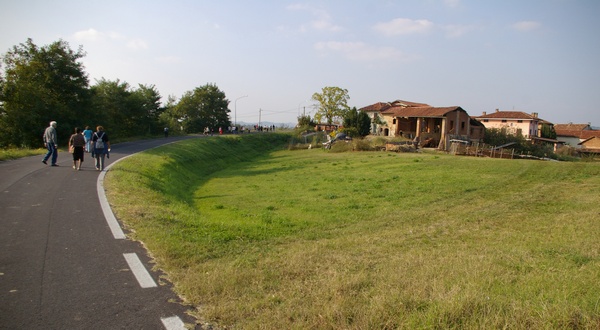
[296,114,314,128]
[130,84,163,136]
[167,84,230,134]
[540,123,557,139]
[343,107,371,137]
[311,86,350,125]
[89,80,163,139]
[0,38,90,147]
[90,79,131,139]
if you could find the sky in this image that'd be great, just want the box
[1,0,599,126]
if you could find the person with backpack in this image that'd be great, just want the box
[92,126,110,171]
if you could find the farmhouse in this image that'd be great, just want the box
[360,100,485,150]
[474,110,554,140]
[555,123,600,148]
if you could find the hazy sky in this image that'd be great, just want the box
[1,0,599,125]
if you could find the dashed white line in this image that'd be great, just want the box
[123,253,157,288]
[161,316,186,330]
[98,149,193,328]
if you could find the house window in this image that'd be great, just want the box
[461,121,465,130]
[450,120,454,130]
[393,118,396,124]
[483,119,488,122]
[501,120,507,123]
[517,120,523,123]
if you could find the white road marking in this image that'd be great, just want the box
[97,164,126,239]
[161,316,186,330]
[98,148,194,326]
[123,253,157,288]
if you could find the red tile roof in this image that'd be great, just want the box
[382,106,463,118]
[360,102,391,112]
[360,100,431,112]
[390,100,431,107]
[556,129,600,139]
[554,123,591,131]
[556,129,584,138]
[475,111,538,120]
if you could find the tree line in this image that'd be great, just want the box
[0,38,232,148]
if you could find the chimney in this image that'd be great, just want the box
[482,111,487,116]
[495,108,499,112]
[532,112,538,118]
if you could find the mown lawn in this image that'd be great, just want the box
[104,134,600,329]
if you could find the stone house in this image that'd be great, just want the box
[578,136,600,154]
[360,100,485,150]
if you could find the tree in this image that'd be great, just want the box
[167,84,230,134]
[343,107,371,137]
[0,38,90,147]
[296,114,314,128]
[357,111,372,136]
[540,123,556,139]
[311,86,350,125]
[89,80,164,139]
[90,79,132,139]
[130,84,164,135]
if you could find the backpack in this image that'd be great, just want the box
[95,132,105,149]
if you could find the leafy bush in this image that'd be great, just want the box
[351,138,374,151]
[485,128,560,159]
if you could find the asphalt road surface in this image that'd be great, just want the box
[0,136,203,330]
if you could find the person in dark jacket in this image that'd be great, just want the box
[92,126,111,171]
[69,127,86,170]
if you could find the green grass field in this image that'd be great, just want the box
[104,134,600,329]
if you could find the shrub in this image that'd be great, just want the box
[352,138,373,151]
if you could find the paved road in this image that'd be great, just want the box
[0,136,202,329]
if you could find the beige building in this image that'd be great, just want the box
[360,100,485,150]
[474,110,546,139]
[578,136,600,154]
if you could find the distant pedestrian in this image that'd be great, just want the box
[164,127,169,138]
[42,121,59,166]
[92,126,110,171]
[68,127,86,170]
[83,126,93,153]
[219,127,223,135]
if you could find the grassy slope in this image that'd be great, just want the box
[104,134,600,329]
[0,148,47,161]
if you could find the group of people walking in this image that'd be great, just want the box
[42,121,110,171]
